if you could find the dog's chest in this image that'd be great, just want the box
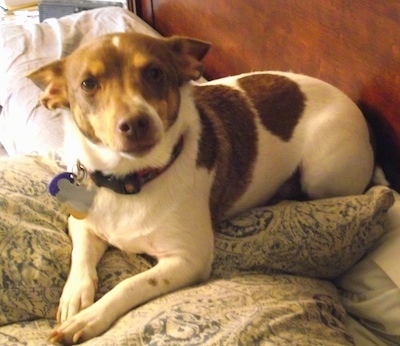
[82,166,200,255]
[83,189,162,253]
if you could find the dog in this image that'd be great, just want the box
[28,32,374,344]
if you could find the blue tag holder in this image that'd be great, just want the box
[49,171,96,219]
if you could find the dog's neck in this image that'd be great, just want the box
[89,136,184,195]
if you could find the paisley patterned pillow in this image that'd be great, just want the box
[213,185,394,279]
[0,154,69,325]
[0,154,394,328]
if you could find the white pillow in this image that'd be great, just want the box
[0,7,159,155]
[336,189,400,345]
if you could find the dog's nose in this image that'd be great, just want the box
[118,115,151,139]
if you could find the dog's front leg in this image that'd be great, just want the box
[49,252,212,345]
[57,216,108,323]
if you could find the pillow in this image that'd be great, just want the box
[0,274,354,345]
[0,7,160,155]
[0,154,394,328]
[213,185,394,279]
[336,189,400,345]
[0,154,69,325]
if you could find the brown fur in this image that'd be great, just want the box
[238,74,306,141]
[194,84,258,221]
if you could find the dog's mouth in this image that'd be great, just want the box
[119,141,157,158]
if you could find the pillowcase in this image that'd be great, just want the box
[0,274,354,345]
[0,154,69,325]
[0,7,160,155]
[336,190,400,345]
[213,186,394,279]
[0,153,394,327]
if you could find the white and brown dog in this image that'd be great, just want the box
[28,32,374,344]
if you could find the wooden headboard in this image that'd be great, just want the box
[131,0,400,191]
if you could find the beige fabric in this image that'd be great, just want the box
[0,154,394,344]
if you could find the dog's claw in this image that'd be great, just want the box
[48,327,84,345]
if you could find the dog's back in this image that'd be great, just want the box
[192,71,374,220]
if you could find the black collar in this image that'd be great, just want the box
[90,137,184,195]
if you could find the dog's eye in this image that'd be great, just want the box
[145,67,164,83]
[81,78,99,92]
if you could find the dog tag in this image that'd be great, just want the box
[49,172,96,219]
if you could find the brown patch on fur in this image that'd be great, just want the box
[196,110,218,171]
[194,84,258,221]
[238,74,306,141]
[147,278,158,287]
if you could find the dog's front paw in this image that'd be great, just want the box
[49,305,112,345]
[57,274,98,323]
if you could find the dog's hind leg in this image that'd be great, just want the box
[299,128,375,199]
[285,73,376,199]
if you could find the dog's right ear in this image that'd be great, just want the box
[166,36,211,82]
[27,60,70,110]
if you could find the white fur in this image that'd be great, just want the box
[51,72,374,344]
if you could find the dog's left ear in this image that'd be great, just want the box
[166,36,211,82]
[27,60,70,110]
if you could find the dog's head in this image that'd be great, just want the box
[27,33,210,158]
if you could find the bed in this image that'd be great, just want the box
[0,1,399,345]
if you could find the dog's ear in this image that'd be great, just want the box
[27,60,70,110]
[166,36,211,82]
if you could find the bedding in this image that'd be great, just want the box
[0,153,395,345]
[0,6,399,346]
[336,190,400,345]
